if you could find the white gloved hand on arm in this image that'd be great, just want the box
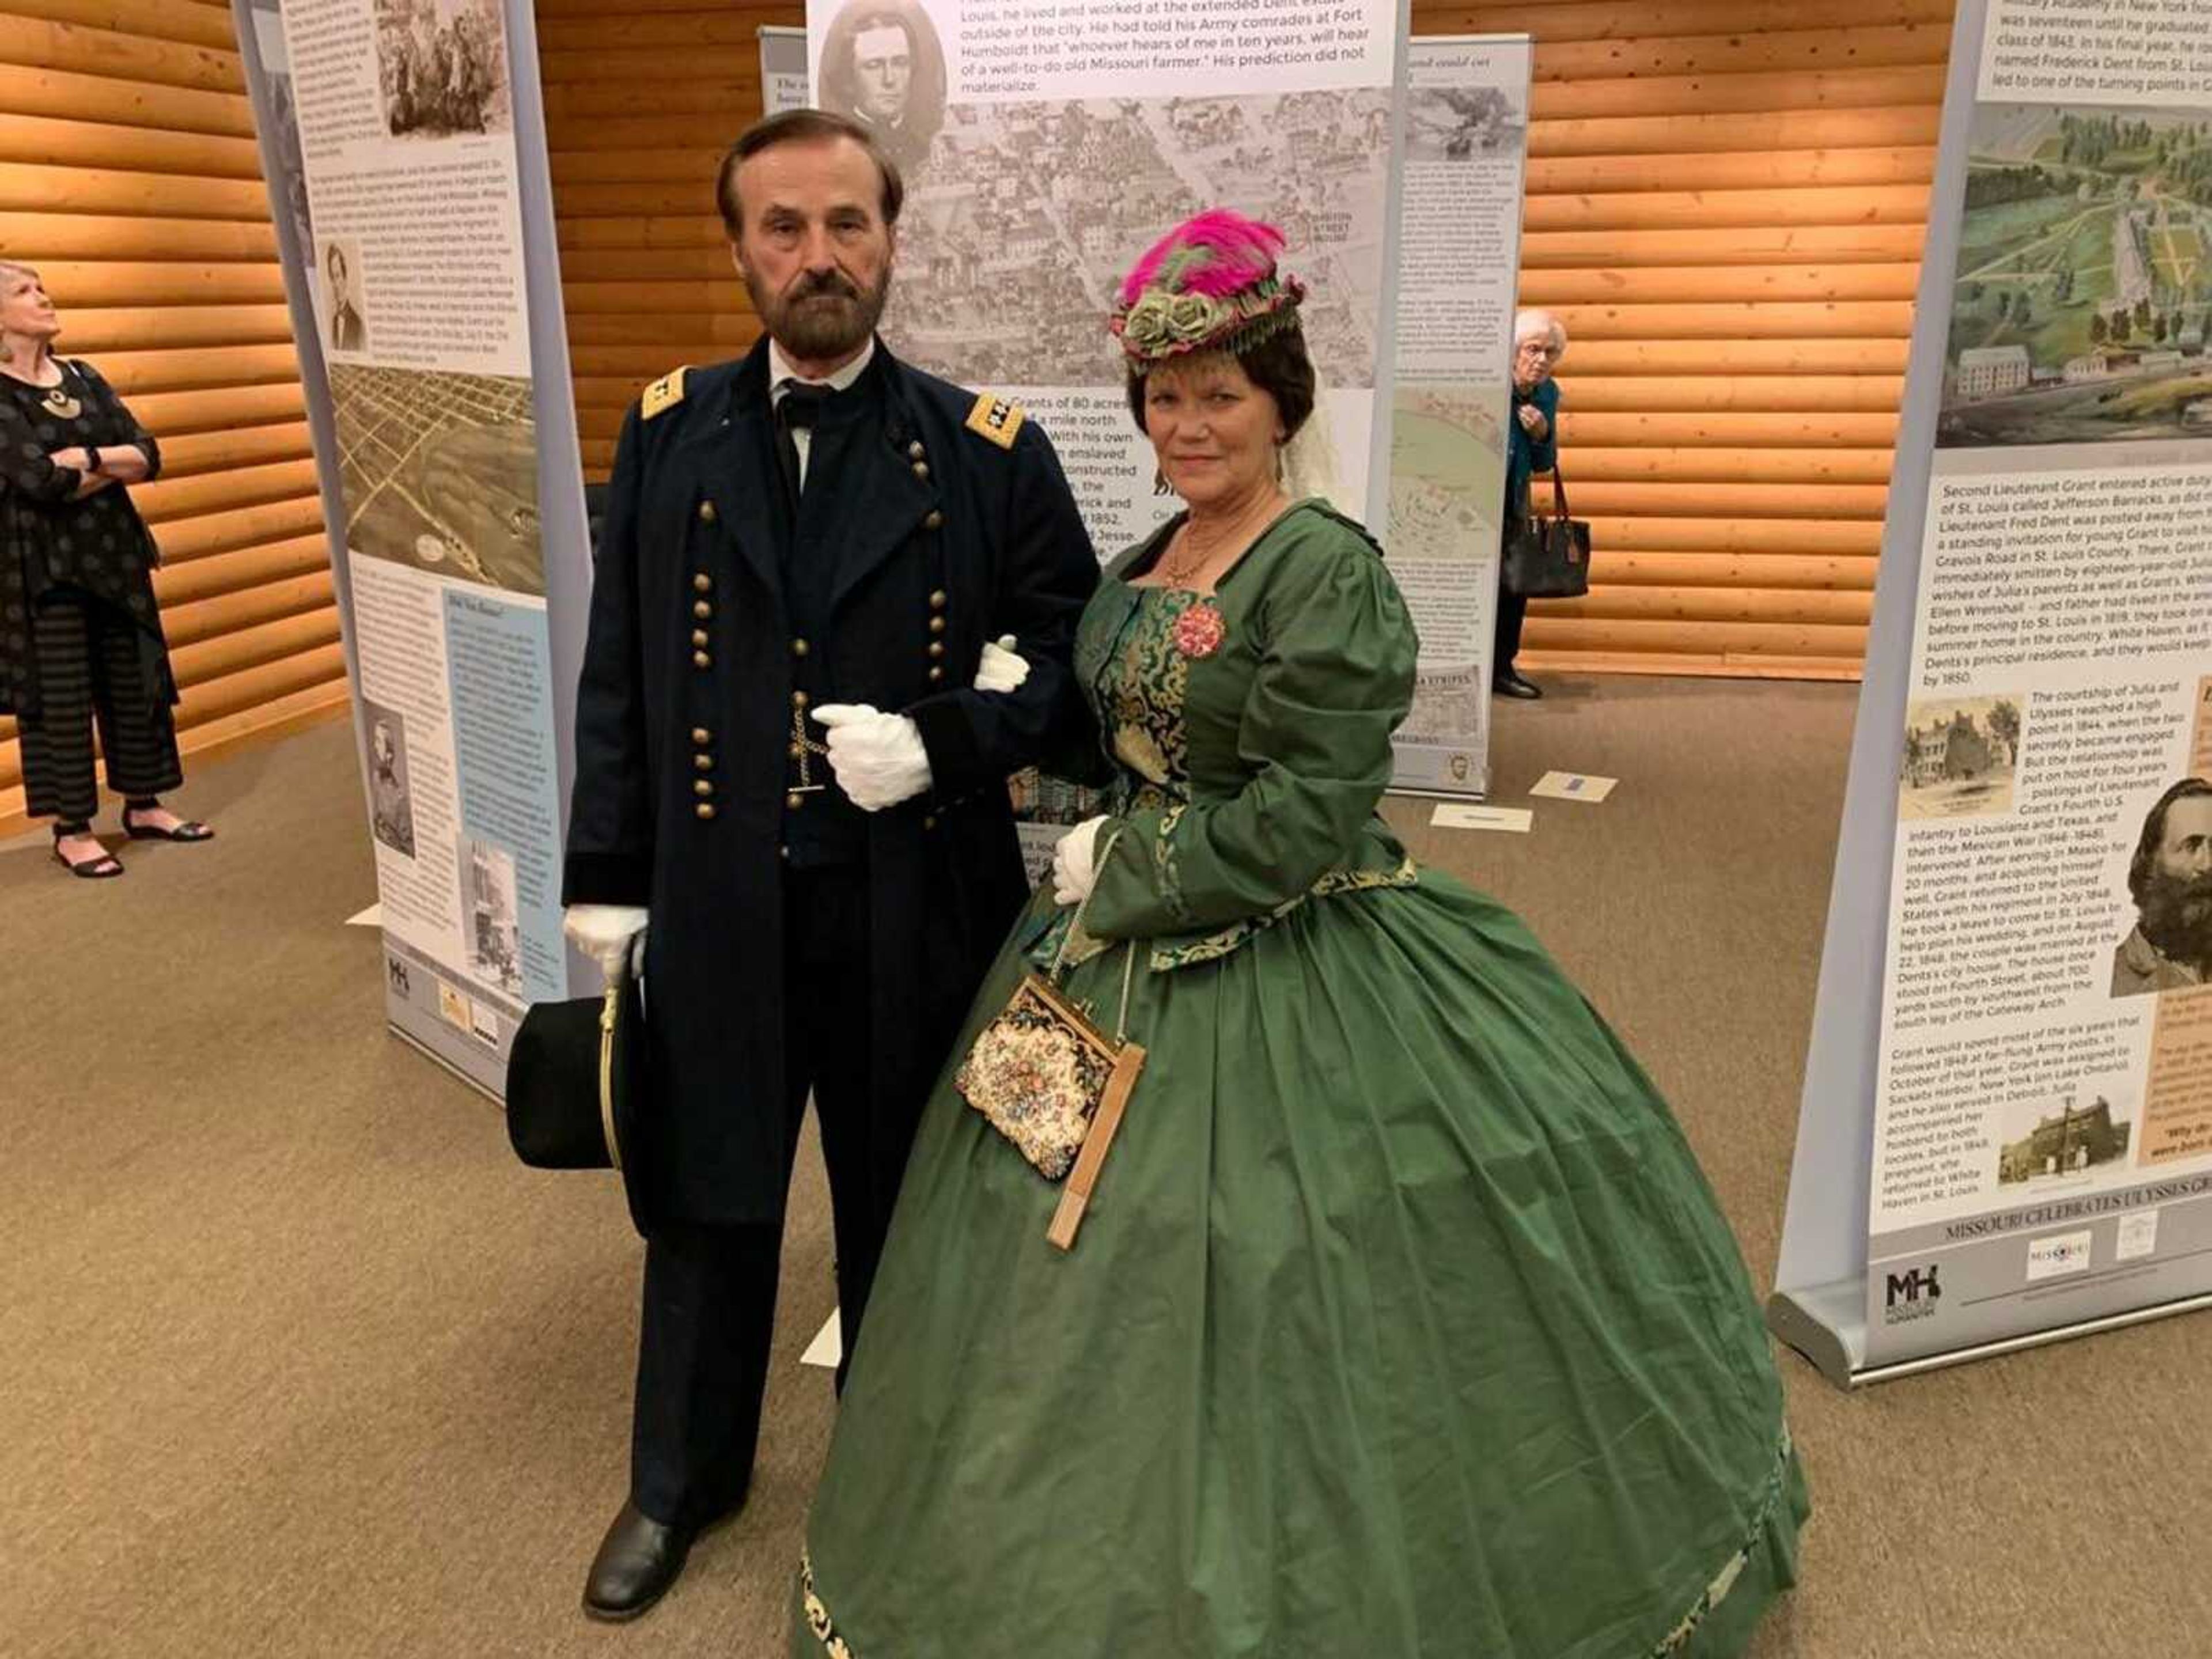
[1051,816,1108,907]
[974,634,1031,694]
[563,903,649,980]
[813,704,933,812]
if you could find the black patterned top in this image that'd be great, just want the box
[0,356,168,718]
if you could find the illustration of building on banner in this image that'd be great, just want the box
[1770,0,2212,1388]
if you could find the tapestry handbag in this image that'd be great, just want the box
[1502,464,1593,600]
[955,894,1147,1252]
[505,974,643,1173]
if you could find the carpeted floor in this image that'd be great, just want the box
[3,677,2205,1658]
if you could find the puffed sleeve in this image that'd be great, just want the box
[562,400,654,905]
[1081,526,1416,939]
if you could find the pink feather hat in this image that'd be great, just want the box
[1109,209,1307,365]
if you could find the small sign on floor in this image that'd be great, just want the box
[1431,804,1533,834]
[1529,771,1618,803]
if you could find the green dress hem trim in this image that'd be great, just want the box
[798,1426,1800,1659]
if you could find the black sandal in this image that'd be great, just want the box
[122,804,214,843]
[52,828,124,880]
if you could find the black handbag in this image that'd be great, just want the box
[1502,464,1592,599]
[505,976,644,1175]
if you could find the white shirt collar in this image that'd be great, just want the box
[768,335,875,399]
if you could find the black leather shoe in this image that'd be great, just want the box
[582,1501,695,1623]
[1493,671,1543,700]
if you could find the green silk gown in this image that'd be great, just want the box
[794,501,1807,1658]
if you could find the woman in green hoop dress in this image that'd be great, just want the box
[793,211,1807,1658]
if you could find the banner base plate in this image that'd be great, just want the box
[1769,1282,2212,1390]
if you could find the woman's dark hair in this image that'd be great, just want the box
[716,108,905,237]
[2129,777,2212,902]
[1124,319,1317,439]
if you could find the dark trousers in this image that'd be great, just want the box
[1493,588,1528,680]
[19,592,181,823]
[630,863,915,1529]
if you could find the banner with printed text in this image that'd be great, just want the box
[1385,35,1529,798]
[1772,0,2212,1382]
[243,0,590,1093]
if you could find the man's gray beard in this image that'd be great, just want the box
[748,266,890,363]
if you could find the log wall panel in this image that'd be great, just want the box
[0,9,339,838]
[536,1,1951,682]
[1477,0,1951,675]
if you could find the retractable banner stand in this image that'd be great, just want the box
[761,25,810,115]
[234,0,594,1095]
[1770,0,2212,1388]
[1385,35,1530,800]
[801,0,1409,872]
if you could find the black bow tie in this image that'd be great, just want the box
[777,382,831,430]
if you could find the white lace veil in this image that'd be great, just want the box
[1278,385,1348,512]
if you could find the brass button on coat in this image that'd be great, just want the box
[694,779,713,797]
[691,726,711,745]
[924,510,944,530]
[791,690,809,710]
[693,600,711,620]
[693,572,712,593]
[696,802,717,821]
[786,791,805,810]
[693,650,711,669]
[691,629,710,648]
[929,616,947,635]
[927,665,944,683]
[694,753,712,771]
[928,641,946,659]
[792,638,810,658]
[911,461,931,482]
[907,440,926,461]
[929,589,948,609]
[698,500,717,524]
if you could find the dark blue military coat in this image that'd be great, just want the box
[562,338,1098,1225]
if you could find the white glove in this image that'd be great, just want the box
[813,703,933,812]
[563,903,649,981]
[975,634,1031,694]
[1051,816,1108,907]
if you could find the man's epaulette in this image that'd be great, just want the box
[964,392,1024,449]
[641,366,690,421]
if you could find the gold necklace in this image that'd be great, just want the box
[34,362,78,420]
[1158,494,1284,587]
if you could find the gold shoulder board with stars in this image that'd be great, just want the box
[965,392,1024,449]
[641,366,690,421]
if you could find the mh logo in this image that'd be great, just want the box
[387,956,411,997]
[1885,1264,1942,1308]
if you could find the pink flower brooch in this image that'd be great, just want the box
[1172,601,1226,659]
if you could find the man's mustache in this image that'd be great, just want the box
[790,273,862,303]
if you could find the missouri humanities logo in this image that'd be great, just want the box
[1883,1262,1943,1324]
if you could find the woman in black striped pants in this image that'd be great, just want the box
[1,262,211,878]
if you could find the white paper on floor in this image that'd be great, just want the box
[1529,771,1618,803]
[345,903,382,927]
[802,1310,842,1370]
[1431,804,1534,834]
